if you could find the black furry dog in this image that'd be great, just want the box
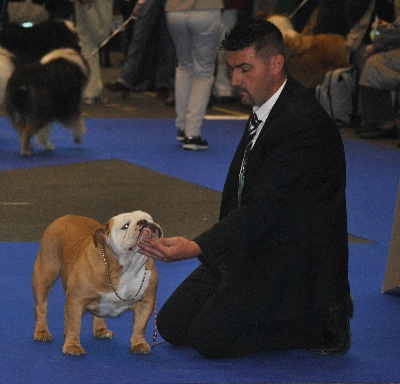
[4,48,89,156]
[0,19,80,103]
[0,19,80,66]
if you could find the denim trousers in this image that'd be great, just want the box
[167,10,221,137]
[120,0,175,89]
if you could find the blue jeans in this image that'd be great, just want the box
[119,0,175,90]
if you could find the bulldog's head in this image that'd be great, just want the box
[93,211,162,255]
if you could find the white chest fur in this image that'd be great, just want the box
[96,262,151,317]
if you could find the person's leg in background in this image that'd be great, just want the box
[357,49,400,139]
[166,11,195,143]
[212,8,238,102]
[75,0,113,105]
[153,6,175,100]
[183,10,221,150]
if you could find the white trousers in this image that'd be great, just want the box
[213,9,238,98]
[167,10,221,137]
[74,0,113,99]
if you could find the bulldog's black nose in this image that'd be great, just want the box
[148,223,162,238]
[137,219,149,228]
[142,222,162,237]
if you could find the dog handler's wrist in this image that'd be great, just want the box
[190,241,202,257]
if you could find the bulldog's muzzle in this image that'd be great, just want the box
[138,220,162,240]
[130,221,162,250]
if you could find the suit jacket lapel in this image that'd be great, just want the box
[251,75,295,145]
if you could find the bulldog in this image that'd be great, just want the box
[32,211,162,355]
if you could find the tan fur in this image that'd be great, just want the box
[0,47,14,104]
[267,14,350,88]
[32,212,160,355]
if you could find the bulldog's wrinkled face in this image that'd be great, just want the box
[105,211,162,255]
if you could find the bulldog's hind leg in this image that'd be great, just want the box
[93,315,114,339]
[32,247,61,342]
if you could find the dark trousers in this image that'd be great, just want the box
[157,263,323,359]
[360,86,398,125]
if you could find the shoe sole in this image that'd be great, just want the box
[182,144,208,150]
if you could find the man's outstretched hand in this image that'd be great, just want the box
[138,236,202,262]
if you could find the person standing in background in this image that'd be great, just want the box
[166,0,223,150]
[74,0,113,105]
[212,0,248,104]
[105,0,175,101]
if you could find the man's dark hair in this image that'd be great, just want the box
[221,17,286,59]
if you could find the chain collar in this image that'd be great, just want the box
[101,243,148,302]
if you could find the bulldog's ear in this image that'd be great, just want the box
[93,218,113,247]
[93,225,106,248]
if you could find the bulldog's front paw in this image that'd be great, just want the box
[34,330,53,342]
[130,342,151,354]
[62,344,86,355]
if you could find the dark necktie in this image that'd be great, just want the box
[241,113,261,175]
[238,113,261,205]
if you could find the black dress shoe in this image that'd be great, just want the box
[182,136,208,150]
[357,125,398,139]
[309,294,354,355]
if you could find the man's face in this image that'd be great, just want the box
[226,47,280,107]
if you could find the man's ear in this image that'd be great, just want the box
[270,54,285,74]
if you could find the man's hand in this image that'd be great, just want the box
[365,43,375,57]
[132,6,144,18]
[138,236,202,262]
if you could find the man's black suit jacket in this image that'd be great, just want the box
[195,75,350,323]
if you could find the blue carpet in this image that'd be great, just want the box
[0,117,243,191]
[1,242,399,383]
[1,117,400,382]
[345,140,400,244]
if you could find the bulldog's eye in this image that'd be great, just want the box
[137,219,148,227]
[121,222,130,230]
